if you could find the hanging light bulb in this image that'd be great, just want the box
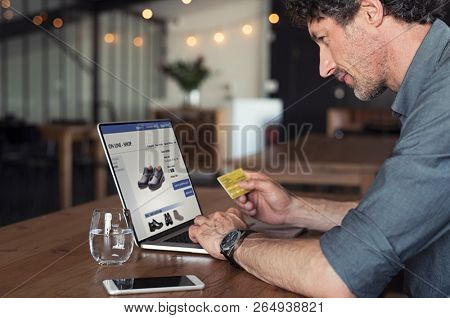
[53,18,64,28]
[186,36,198,47]
[214,32,225,44]
[104,33,116,44]
[142,9,153,20]
[1,0,10,9]
[33,15,44,26]
[181,0,192,4]
[133,36,144,47]
[268,13,280,24]
[242,24,253,35]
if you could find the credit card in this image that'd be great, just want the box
[217,168,250,200]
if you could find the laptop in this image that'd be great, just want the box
[97,120,207,254]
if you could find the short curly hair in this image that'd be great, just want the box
[285,0,448,27]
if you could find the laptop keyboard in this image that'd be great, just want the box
[164,231,194,244]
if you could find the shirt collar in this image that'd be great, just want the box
[391,19,450,117]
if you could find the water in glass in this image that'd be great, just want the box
[89,208,134,265]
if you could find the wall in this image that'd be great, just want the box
[160,0,271,108]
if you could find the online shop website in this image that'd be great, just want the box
[101,121,202,241]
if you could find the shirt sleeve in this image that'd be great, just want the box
[320,69,450,297]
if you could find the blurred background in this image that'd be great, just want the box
[0,0,449,226]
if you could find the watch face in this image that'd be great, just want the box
[222,230,241,250]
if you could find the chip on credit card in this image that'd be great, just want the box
[217,168,250,200]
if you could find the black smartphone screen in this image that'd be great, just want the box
[112,276,195,290]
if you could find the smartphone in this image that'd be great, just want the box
[102,275,205,295]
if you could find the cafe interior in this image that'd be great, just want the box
[0,0,449,298]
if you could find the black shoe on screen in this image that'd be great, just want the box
[138,166,154,189]
[148,166,165,191]
[164,213,173,226]
[148,219,163,232]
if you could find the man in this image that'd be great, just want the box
[189,0,450,297]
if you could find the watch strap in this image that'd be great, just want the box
[224,230,254,269]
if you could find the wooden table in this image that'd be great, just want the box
[0,187,314,298]
[224,134,397,196]
[40,125,108,209]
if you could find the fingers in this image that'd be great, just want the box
[244,170,270,181]
[234,198,247,208]
[234,198,255,213]
[226,207,242,217]
[233,194,248,209]
[194,215,208,226]
[245,209,257,216]
[239,179,273,193]
[188,225,199,243]
[237,195,247,204]
[244,201,254,210]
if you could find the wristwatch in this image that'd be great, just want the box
[220,229,253,269]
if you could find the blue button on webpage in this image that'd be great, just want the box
[172,178,191,190]
[184,188,194,197]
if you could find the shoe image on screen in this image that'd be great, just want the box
[137,165,165,191]
[138,166,154,189]
[148,166,165,191]
[148,219,164,232]
[164,213,174,226]
[173,210,184,221]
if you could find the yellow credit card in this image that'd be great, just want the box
[217,168,250,200]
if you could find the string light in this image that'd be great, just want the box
[3,9,13,20]
[53,17,64,28]
[33,15,43,26]
[1,0,10,9]
[186,36,198,47]
[104,33,116,44]
[179,13,282,46]
[242,24,253,35]
[181,0,192,4]
[142,9,153,20]
[133,36,144,47]
[268,13,280,24]
[213,32,225,44]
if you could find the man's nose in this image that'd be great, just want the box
[319,48,336,78]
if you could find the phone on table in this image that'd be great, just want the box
[103,275,205,295]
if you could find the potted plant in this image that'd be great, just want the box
[162,56,211,107]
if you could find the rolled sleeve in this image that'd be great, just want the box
[320,135,450,297]
[320,209,403,297]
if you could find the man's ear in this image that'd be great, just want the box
[360,0,384,27]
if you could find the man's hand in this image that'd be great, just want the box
[188,208,248,260]
[235,171,297,225]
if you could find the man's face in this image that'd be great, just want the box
[308,15,387,101]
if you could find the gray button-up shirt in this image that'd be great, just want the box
[320,19,450,297]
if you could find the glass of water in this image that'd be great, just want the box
[89,208,134,265]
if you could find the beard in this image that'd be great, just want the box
[343,24,388,101]
[353,74,387,101]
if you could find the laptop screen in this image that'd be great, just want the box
[98,120,202,242]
